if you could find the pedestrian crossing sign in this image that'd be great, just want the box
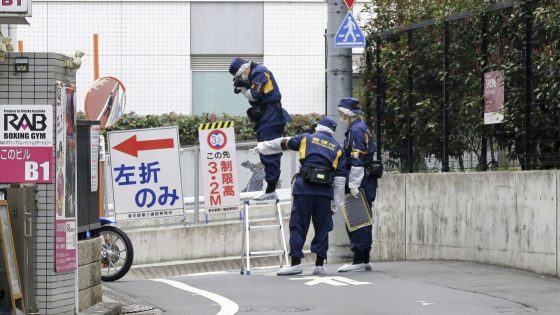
[335,12,365,48]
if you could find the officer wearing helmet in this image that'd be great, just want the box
[253,117,347,276]
[337,97,378,272]
[229,58,291,201]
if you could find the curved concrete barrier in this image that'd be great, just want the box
[372,171,559,278]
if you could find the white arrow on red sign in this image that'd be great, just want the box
[344,0,355,9]
[112,135,174,157]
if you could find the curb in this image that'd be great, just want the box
[123,254,315,280]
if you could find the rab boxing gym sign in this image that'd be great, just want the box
[0,105,54,183]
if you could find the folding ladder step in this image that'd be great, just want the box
[241,199,289,275]
[249,224,281,231]
[249,250,285,257]
[245,199,279,206]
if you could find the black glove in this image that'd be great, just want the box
[234,87,242,94]
[233,78,251,89]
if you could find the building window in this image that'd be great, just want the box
[190,3,263,116]
[192,71,247,116]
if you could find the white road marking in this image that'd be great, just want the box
[152,278,239,315]
[288,276,371,286]
[416,300,436,306]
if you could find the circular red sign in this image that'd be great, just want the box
[207,130,227,150]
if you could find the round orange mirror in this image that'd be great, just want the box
[84,76,126,128]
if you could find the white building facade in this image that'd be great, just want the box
[17,0,369,116]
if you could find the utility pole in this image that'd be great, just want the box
[326,0,354,263]
[326,0,353,141]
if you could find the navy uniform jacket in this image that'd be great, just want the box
[248,64,291,132]
[286,131,347,198]
[343,119,377,202]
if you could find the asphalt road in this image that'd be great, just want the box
[105,260,560,315]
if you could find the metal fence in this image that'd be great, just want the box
[366,0,559,173]
[103,141,298,224]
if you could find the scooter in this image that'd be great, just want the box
[98,217,134,281]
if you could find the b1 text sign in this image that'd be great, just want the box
[108,127,184,221]
[0,0,31,14]
[198,122,240,213]
[0,105,53,183]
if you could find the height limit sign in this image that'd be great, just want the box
[198,122,240,213]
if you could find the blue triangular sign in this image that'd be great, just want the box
[335,12,365,48]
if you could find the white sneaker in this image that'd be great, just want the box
[277,265,303,276]
[253,191,278,201]
[311,266,327,275]
[365,263,373,271]
[337,263,368,272]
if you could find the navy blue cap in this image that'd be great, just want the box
[318,116,337,132]
[338,97,363,115]
[229,57,247,75]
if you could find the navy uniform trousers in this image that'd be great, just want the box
[256,124,285,184]
[288,195,333,259]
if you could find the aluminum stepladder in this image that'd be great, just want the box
[240,199,289,275]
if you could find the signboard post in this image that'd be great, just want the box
[198,122,240,213]
[108,126,184,221]
[335,11,366,48]
[0,105,53,184]
[484,71,505,124]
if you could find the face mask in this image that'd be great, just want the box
[235,63,251,80]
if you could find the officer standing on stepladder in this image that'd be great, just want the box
[229,57,291,201]
[253,117,346,275]
[337,97,378,272]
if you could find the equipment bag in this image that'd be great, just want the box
[365,160,383,179]
[246,105,264,122]
[301,167,334,186]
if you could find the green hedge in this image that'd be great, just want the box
[101,112,323,146]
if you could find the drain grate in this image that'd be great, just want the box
[103,287,162,314]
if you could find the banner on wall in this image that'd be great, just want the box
[54,82,77,273]
[484,71,505,125]
[0,105,54,183]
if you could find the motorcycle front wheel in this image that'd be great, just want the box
[99,225,134,281]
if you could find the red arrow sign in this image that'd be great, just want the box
[344,0,355,9]
[113,135,174,157]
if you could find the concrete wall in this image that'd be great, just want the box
[78,237,102,312]
[372,171,559,277]
[127,204,303,265]
[125,171,559,278]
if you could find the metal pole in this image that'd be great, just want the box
[524,4,533,170]
[480,14,488,171]
[327,0,353,263]
[407,30,414,173]
[326,0,352,142]
[443,21,450,172]
[375,37,383,162]
[193,146,200,224]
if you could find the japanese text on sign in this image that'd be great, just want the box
[108,127,184,221]
[199,122,240,213]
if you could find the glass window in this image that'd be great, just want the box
[192,71,248,116]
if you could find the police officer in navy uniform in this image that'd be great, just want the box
[253,117,347,275]
[336,97,378,272]
[229,58,291,200]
